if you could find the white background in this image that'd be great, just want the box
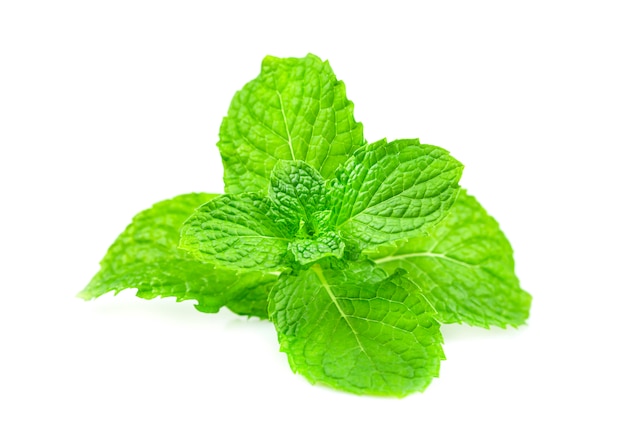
[1,1,624,442]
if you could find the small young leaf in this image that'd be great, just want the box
[218,54,365,194]
[288,230,345,265]
[371,189,531,328]
[268,261,444,396]
[269,160,328,231]
[79,193,276,318]
[330,139,463,251]
[179,194,291,272]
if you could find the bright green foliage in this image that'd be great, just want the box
[330,139,463,250]
[268,160,328,228]
[288,230,345,265]
[218,54,365,194]
[269,262,444,396]
[179,194,291,271]
[180,161,347,269]
[181,140,463,272]
[372,190,531,328]
[82,54,531,397]
[79,193,276,318]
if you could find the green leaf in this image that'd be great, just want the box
[79,193,276,318]
[179,194,290,271]
[288,230,345,266]
[330,139,463,251]
[269,261,444,396]
[371,189,531,328]
[269,160,328,229]
[218,54,365,194]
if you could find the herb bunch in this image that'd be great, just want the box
[81,54,531,396]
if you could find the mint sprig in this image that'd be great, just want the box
[81,53,531,396]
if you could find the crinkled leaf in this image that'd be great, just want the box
[267,160,344,266]
[218,54,365,194]
[79,193,276,318]
[179,194,290,272]
[330,139,463,251]
[269,160,328,230]
[371,189,531,328]
[269,261,444,396]
[288,231,345,266]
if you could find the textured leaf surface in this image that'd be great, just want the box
[372,190,531,328]
[79,193,276,318]
[268,160,344,265]
[179,194,290,271]
[288,231,345,265]
[269,160,328,230]
[219,54,364,194]
[330,139,463,251]
[269,262,444,396]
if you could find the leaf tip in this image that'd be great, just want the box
[77,288,96,301]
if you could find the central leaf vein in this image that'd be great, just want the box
[276,91,296,161]
[311,264,368,356]
[374,252,478,269]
